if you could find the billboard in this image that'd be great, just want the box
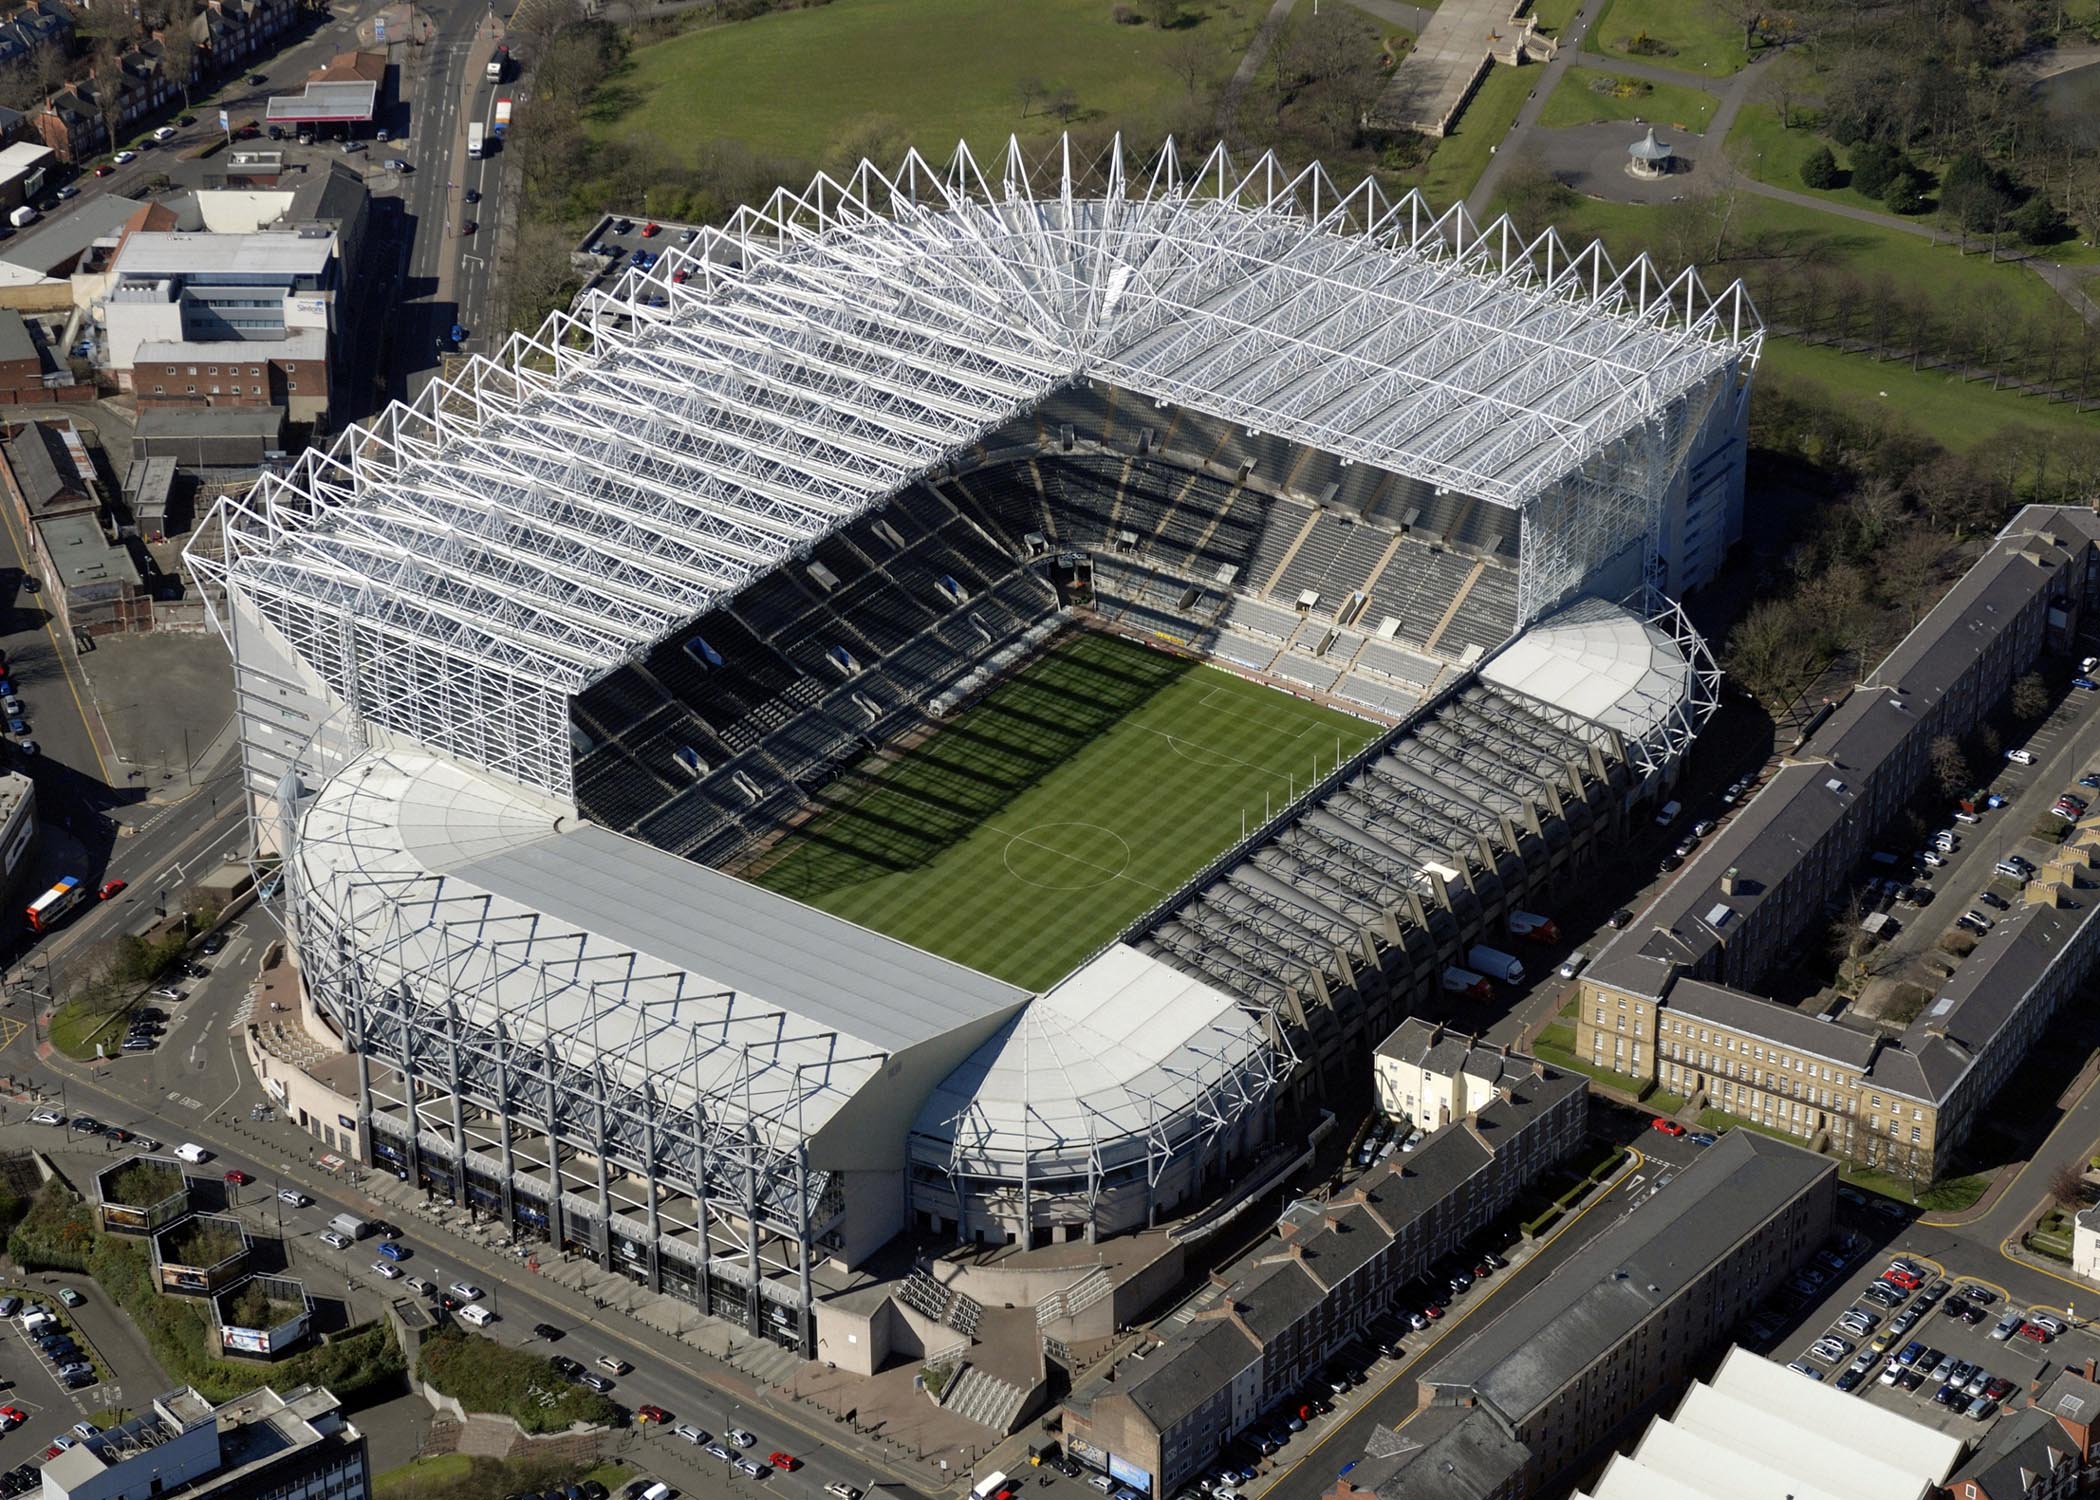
[222,1326,270,1355]
[1107,1454,1153,1495]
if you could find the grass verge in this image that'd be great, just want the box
[1532,1022,1653,1098]
[1539,66,1717,131]
[1412,60,1532,208]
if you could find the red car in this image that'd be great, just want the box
[767,1452,799,1472]
[98,879,125,900]
[93,164,112,176]
[224,1169,251,1185]
[1651,1118,1687,1137]
[0,1405,23,1427]
[640,221,659,238]
[1883,1267,1921,1291]
[636,1404,668,1424]
[2021,1321,2053,1343]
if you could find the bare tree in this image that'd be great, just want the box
[2011,670,2050,721]
[162,0,198,108]
[1754,52,1806,128]
[1161,35,1211,100]
[1929,734,1969,797]
[2050,1159,2088,1210]
[1015,74,1042,119]
[1050,85,1078,124]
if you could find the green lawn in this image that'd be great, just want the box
[747,631,1380,989]
[1509,192,2066,330]
[592,0,1259,170]
[1412,60,1533,209]
[1539,66,1717,131]
[1757,338,2100,454]
[1725,103,1890,215]
[1527,0,1584,32]
[1583,0,1751,74]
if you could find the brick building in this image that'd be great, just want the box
[1063,1051,1585,1495]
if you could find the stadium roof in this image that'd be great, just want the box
[910,942,1279,1176]
[292,749,1029,1148]
[191,135,1760,798]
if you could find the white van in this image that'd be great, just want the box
[637,1484,670,1500]
[456,1303,496,1329]
[173,1143,210,1164]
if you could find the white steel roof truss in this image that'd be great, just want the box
[400,448,751,598]
[259,545,617,675]
[439,429,785,576]
[600,335,957,471]
[318,504,678,649]
[649,293,1016,435]
[551,359,897,514]
[513,390,853,540]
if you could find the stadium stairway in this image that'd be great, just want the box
[940,1364,1030,1435]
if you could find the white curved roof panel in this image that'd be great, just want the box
[910,943,1275,1175]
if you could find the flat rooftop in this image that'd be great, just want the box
[115,231,333,279]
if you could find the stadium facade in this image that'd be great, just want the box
[189,139,1758,1353]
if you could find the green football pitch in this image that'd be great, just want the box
[744,631,1383,990]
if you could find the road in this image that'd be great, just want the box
[26,937,938,1500]
[1247,1145,1664,1500]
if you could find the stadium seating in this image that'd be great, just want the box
[572,406,1535,867]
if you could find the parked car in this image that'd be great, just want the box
[320,1231,351,1250]
[1650,1118,1686,1137]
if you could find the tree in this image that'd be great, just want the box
[1726,597,1823,708]
[1050,85,1078,124]
[1798,144,1838,190]
[1850,141,1905,199]
[2011,194,2061,244]
[1929,734,1969,797]
[1884,170,1930,215]
[162,0,199,108]
[1161,35,1211,100]
[2011,670,2050,721]
[1015,75,1042,118]
[1148,0,1180,25]
[1755,54,1807,128]
[2050,1160,2088,1210]
[1719,0,1766,50]
[1498,158,1575,225]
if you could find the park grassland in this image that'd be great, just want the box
[593,0,1260,171]
[1581,0,1750,75]
[747,631,1380,990]
[1754,339,2100,455]
[1539,66,1718,132]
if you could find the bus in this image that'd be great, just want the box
[25,876,84,933]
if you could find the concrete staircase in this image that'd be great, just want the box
[941,1364,1030,1435]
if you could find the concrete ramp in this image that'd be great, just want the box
[1368,0,1549,136]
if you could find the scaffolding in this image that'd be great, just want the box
[186,133,1759,802]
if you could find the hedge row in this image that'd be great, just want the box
[9,1179,95,1272]
[418,1326,617,1434]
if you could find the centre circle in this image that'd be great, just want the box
[1002,822,1132,890]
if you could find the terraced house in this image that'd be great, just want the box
[1062,1045,1583,1495]
[1574,505,2100,1183]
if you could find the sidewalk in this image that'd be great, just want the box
[187,1102,961,1495]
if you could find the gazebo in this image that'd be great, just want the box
[1627,128,1674,179]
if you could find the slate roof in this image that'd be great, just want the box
[1423,1131,1832,1429]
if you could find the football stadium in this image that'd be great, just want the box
[188,138,1755,1355]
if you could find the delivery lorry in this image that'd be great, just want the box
[1465,944,1525,984]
